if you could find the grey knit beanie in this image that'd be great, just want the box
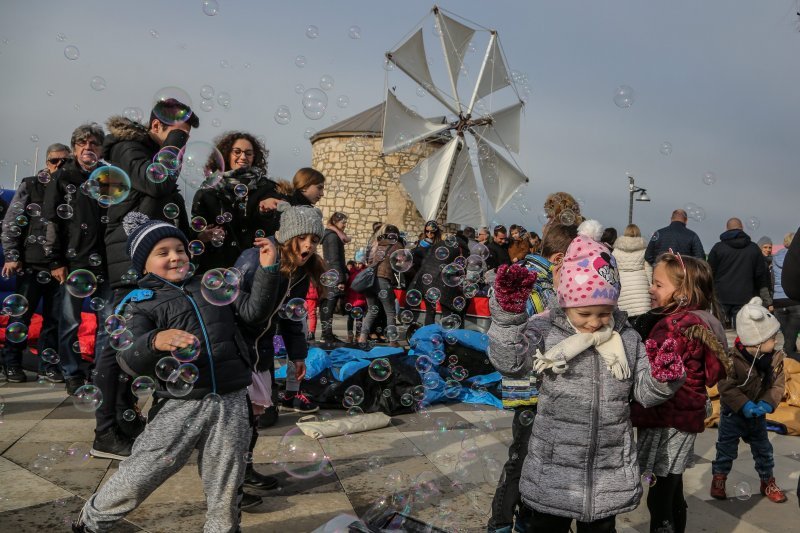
[275,202,324,244]
[756,236,772,247]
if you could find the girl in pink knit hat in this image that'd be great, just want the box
[486,220,686,532]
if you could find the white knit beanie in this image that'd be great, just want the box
[735,297,780,346]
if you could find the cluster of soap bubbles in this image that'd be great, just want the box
[201,268,242,306]
[684,202,706,223]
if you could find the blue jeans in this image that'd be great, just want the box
[58,281,114,379]
[1,269,61,372]
[712,404,774,481]
[774,304,800,361]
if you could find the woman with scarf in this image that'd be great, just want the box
[192,131,273,274]
[319,211,350,346]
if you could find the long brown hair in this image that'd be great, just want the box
[279,234,327,297]
[292,167,325,191]
[655,253,720,318]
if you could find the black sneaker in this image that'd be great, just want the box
[5,366,28,383]
[240,492,263,511]
[90,427,133,461]
[257,406,278,429]
[66,376,87,396]
[244,465,280,491]
[39,366,65,383]
[278,392,319,414]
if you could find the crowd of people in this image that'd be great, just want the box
[0,97,798,532]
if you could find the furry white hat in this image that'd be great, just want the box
[735,297,780,346]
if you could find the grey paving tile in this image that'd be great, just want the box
[0,496,143,533]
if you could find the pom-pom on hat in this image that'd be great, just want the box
[275,201,324,244]
[557,220,621,308]
[735,297,780,346]
[124,212,189,276]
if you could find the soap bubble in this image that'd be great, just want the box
[152,87,194,125]
[702,172,717,186]
[284,298,308,321]
[171,334,202,362]
[406,289,422,307]
[659,142,672,156]
[122,409,137,422]
[337,95,350,108]
[452,296,466,311]
[274,105,291,125]
[110,330,134,351]
[87,166,131,206]
[216,92,231,109]
[441,264,465,287]
[190,216,207,232]
[368,358,392,381]
[73,385,103,412]
[65,269,97,298]
[519,409,535,426]
[177,363,199,384]
[400,393,414,406]
[201,269,240,305]
[188,240,205,256]
[350,306,364,319]
[343,385,365,407]
[200,85,214,100]
[306,25,319,39]
[425,287,441,303]
[319,75,335,91]
[641,470,657,487]
[278,426,331,479]
[560,209,576,225]
[348,25,361,39]
[421,273,433,285]
[36,271,52,284]
[415,355,434,374]
[399,309,414,324]
[90,76,107,91]
[56,204,74,219]
[613,85,635,108]
[385,325,399,341]
[389,249,414,272]
[444,379,462,399]
[40,348,60,365]
[88,297,105,311]
[122,107,144,122]
[154,147,180,172]
[178,141,225,189]
[302,88,328,120]
[5,322,28,343]
[64,45,80,60]
[2,294,28,316]
[233,183,248,198]
[440,314,461,330]
[131,376,156,398]
[734,481,751,500]
[320,270,339,287]
[155,356,181,382]
[746,216,760,231]
[295,55,306,68]
[166,377,194,397]
[202,0,219,16]
[163,203,180,220]
[104,314,127,335]
[146,163,169,184]
[434,246,450,261]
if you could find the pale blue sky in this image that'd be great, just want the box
[1,0,799,248]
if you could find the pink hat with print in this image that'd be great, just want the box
[557,220,621,308]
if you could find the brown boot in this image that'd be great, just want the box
[760,477,787,503]
[710,473,727,500]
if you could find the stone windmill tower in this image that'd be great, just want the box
[310,102,447,258]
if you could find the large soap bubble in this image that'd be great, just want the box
[613,85,635,108]
[178,141,225,191]
[389,249,414,272]
[87,166,131,206]
[66,269,97,298]
[152,87,194,125]
[302,88,328,120]
[73,384,103,412]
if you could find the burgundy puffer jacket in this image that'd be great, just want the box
[631,310,726,433]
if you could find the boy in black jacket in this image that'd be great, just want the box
[74,212,276,532]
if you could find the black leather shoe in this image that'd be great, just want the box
[257,406,278,429]
[66,376,87,395]
[240,492,263,511]
[244,465,279,491]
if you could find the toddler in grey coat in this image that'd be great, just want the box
[488,220,686,532]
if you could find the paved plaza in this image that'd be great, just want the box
[0,322,798,532]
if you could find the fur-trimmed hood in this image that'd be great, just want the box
[105,116,150,143]
[613,235,646,252]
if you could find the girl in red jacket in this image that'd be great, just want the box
[630,251,730,533]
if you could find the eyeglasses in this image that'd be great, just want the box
[668,248,686,275]
[232,148,254,157]
[47,157,68,165]
[75,139,100,147]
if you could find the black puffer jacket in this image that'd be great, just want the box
[191,168,281,273]
[246,181,290,238]
[1,175,51,268]
[118,265,276,400]
[321,228,346,294]
[234,242,310,371]
[486,239,511,270]
[644,221,705,265]
[43,159,107,273]
[407,236,469,315]
[708,229,771,306]
[102,117,191,288]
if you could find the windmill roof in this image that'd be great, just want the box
[309,102,385,143]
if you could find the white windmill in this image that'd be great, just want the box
[382,5,528,229]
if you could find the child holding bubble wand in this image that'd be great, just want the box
[630,251,729,533]
[488,220,685,532]
[73,211,277,532]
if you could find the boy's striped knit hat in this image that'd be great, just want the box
[123,211,189,276]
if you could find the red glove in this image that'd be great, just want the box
[494,264,537,314]
[645,338,685,382]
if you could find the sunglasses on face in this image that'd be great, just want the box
[48,157,68,165]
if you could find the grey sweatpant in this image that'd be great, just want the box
[81,389,251,533]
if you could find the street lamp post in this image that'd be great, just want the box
[628,175,650,225]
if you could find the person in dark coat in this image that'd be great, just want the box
[247,167,325,240]
[707,218,772,327]
[645,209,705,265]
[191,131,273,274]
[1,142,70,384]
[781,228,800,302]
[44,124,115,395]
[74,211,276,531]
[93,98,198,460]
[486,225,511,270]
[319,211,349,345]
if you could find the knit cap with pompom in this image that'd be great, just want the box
[556,219,621,308]
[735,297,781,346]
[124,211,189,276]
[274,201,324,244]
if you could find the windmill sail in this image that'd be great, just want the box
[468,34,511,114]
[446,142,485,227]
[434,8,475,110]
[399,137,459,221]
[472,101,523,154]
[386,29,459,114]
[477,138,528,212]
[382,90,450,155]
